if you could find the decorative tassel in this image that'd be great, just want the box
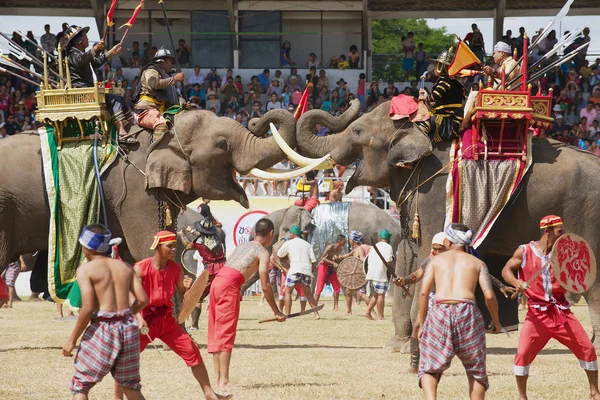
[411,213,421,240]
[165,207,173,227]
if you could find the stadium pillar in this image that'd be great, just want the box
[494,0,506,45]
[227,0,240,69]
[362,0,371,80]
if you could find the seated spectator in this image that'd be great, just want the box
[267,93,283,111]
[238,109,250,128]
[177,39,192,67]
[188,83,206,105]
[589,140,600,156]
[273,69,284,88]
[580,101,598,128]
[222,68,234,88]
[18,82,31,97]
[187,65,203,90]
[315,123,328,137]
[245,90,260,112]
[221,77,238,102]
[367,81,381,108]
[206,93,221,115]
[287,76,301,93]
[247,75,262,94]
[292,88,302,105]
[281,40,295,67]
[114,68,125,85]
[234,75,245,98]
[383,80,399,99]
[565,103,580,126]
[267,79,282,100]
[330,89,342,114]
[305,53,320,68]
[338,54,349,70]
[282,86,292,108]
[589,67,600,90]
[5,114,21,136]
[555,128,574,145]
[258,69,271,92]
[25,92,37,113]
[130,51,142,68]
[249,101,263,119]
[591,87,600,105]
[227,95,239,112]
[316,70,329,92]
[591,120,599,136]
[336,79,349,104]
[206,80,220,99]
[14,103,27,124]
[0,125,7,138]
[21,115,33,131]
[328,56,338,69]
[348,45,360,69]
[286,67,304,89]
[307,66,317,83]
[320,86,330,101]
[224,105,236,119]
[314,97,323,110]
[204,68,222,88]
[188,97,201,109]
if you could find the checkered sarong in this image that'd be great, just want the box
[370,280,389,294]
[418,300,488,390]
[285,273,312,288]
[70,309,141,394]
[1,262,20,287]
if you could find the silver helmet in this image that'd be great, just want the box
[153,46,174,62]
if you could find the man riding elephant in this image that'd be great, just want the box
[483,41,520,90]
[133,46,185,141]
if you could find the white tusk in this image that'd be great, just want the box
[269,122,336,169]
[250,154,333,181]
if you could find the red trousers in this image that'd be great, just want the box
[514,306,598,376]
[140,306,202,367]
[207,267,245,354]
[315,263,341,295]
[294,197,320,212]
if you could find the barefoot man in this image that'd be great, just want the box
[419,223,502,400]
[502,215,600,400]
[115,231,229,400]
[208,218,286,390]
[314,234,346,310]
[335,231,369,314]
[63,224,148,400]
[277,224,321,319]
[364,229,394,321]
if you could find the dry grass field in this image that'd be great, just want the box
[0,297,596,399]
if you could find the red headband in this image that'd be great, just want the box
[540,215,563,229]
[150,230,177,250]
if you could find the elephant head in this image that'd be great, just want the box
[145,109,318,208]
[278,206,314,239]
[295,99,433,193]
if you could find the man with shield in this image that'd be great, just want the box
[502,215,599,400]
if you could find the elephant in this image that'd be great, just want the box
[240,202,402,293]
[293,99,600,351]
[0,108,310,276]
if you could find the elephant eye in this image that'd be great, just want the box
[216,139,229,152]
[351,126,361,136]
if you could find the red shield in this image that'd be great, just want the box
[550,233,597,294]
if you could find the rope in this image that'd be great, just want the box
[92,121,109,228]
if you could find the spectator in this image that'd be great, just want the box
[247,75,262,94]
[540,30,557,56]
[130,52,142,69]
[383,80,399,99]
[187,65,203,89]
[305,53,320,68]
[234,75,245,98]
[402,32,416,81]
[580,102,598,128]
[0,85,10,120]
[267,79,282,100]
[515,27,530,59]
[330,89,342,114]
[307,66,317,83]
[0,125,6,139]
[580,60,592,93]
[206,80,220,99]
[227,95,239,112]
[267,93,283,111]
[206,93,221,115]
[281,40,295,67]
[245,90,260,111]
[336,79,349,104]
[317,70,329,91]
[249,101,263,119]
[257,69,270,92]
[502,29,512,43]
[40,24,58,56]
[25,92,37,113]
[591,87,600,105]
[221,68,234,88]
[464,23,485,61]
[415,43,428,78]
[143,42,151,64]
[238,109,250,128]
[56,22,69,50]
[291,88,302,105]
[367,81,381,108]
[286,67,304,89]
[224,105,236,119]
[5,115,22,136]
[590,140,600,156]
[338,54,349,70]
[188,83,206,106]
[356,73,366,110]
[287,76,302,93]
[328,56,339,69]
[576,28,591,69]
[110,41,127,70]
[273,70,284,88]
[591,120,599,136]
[21,116,33,131]
[282,86,292,108]
[565,104,580,126]
[221,77,237,103]
[348,45,360,69]
[114,68,125,85]
[177,39,192,67]
[204,68,222,88]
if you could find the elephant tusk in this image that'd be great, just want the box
[269,122,336,170]
[250,154,332,181]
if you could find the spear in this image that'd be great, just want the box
[528,26,584,71]
[0,32,65,82]
[0,66,44,88]
[0,52,58,86]
[14,30,57,62]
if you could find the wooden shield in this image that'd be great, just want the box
[551,233,597,294]
[271,239,290,270]
[337,256,366,290]
[177,270,210,324]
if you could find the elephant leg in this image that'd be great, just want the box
[583,283,600,352]
[388,284,416,352]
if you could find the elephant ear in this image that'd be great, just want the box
[145,133,192,194]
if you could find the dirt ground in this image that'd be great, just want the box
[0,297,596,399]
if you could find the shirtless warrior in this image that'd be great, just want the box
[63,224,148,400]
[208,218,286,390]
[418,224,502,400]
[335,231,370,314]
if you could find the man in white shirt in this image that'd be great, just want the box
[364,229,394,321]
[277,225,320,319]
[187,65,203,91]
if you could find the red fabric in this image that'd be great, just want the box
[514,307,597,369]
[315,262,341,295]
[140,306,202,367]
[279,270,306,299]
[0,276,8,299]
[389,95,418,120]
[294,197,320,212]
[191,242,225,271]
[518,242,568,306]
[207,267,246,353]
[135,258,181,308]
[294,85,311,121]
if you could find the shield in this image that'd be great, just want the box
[551,233,597,294]
[271,239,290,270]
[177,270,210,324]
[337,256,366,290]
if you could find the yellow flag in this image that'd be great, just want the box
[448,41,481,77]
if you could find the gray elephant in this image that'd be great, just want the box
[294,99,600,351]
[0,109,306,275]
[241,203,402,292]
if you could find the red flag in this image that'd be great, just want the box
[106,0,118,27]
[294,83,312,121]
[120,0,144,30]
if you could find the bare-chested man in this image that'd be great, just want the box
[335,231,370,314]
[314,234,346,309]
[208,218,286,390]
[418,223,502,400]
[294,171,320,212]
[62,224,148,400]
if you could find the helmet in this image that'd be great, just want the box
[432,48,455,76]
[64,25,90,48]
[153,46,174,62]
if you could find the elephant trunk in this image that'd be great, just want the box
[295,99,361,163]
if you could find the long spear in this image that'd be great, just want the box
[0,66,44,88]
[157,0,185,99]
[0,32,65,83]
[0,52,58,86]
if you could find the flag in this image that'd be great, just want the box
[448,40,481,77]
[106,0,118,27]
[293,83,312,121]
[119,0,145,30]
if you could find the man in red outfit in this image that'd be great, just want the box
[503,216,600,400]
[115,231,230,400]
[314,234,346,310]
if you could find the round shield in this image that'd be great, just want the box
[337,256,366,290]
[178,270,210,324]
[271,239,290,270]
[551,233,597,294]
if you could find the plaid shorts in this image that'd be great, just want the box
[1,262,20,287]
[70,310,141,394]
[371,280,389,294]
[285,273,312,288]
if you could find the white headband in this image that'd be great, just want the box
[494,41,511,54]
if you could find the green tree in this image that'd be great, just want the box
[371,19,455,81]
